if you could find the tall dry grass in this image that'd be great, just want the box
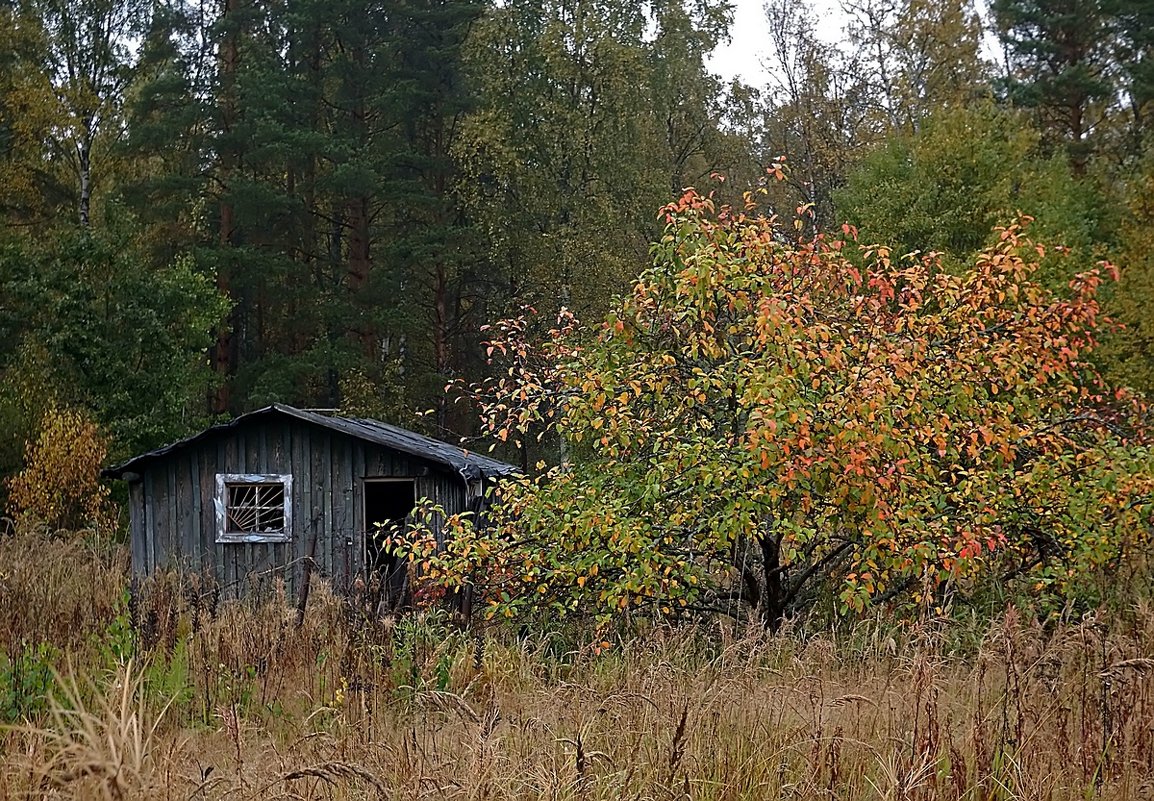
[17,660,175,800]
[1,526,1153,800]
[0,526,126,653]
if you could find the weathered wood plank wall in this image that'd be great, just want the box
[127,417,469,596]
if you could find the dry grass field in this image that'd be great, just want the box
[1,528,1153,800]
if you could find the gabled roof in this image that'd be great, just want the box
[103,404,519,482]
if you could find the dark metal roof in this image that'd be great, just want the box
[103,404,520,482]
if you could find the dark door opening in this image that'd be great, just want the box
[363,479,415,612]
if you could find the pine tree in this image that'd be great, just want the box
[123,0,488,424]
[1108,0,1154,152]
[381,0,485,428]
[992,0,1116,173]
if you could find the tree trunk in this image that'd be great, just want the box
[212,202,236,414]
[344,38,374,360]
[433,260,449,428]
[1069,98,1089,177]
[211,0,241,414]
[77,119,92,229]
[758,532,787,632]
[346,195,374,356]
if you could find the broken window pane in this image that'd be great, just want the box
[226,482,285,533]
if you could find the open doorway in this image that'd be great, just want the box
[363,479,415,612]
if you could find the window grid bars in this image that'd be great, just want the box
[226,483,285,533]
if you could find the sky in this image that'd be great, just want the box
[706,0,846,86]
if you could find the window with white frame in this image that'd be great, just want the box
[214,474,293,543]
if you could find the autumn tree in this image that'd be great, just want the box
[399,188,1154,630]
[6,406,116,534]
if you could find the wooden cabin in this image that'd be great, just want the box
[102,404,517,600]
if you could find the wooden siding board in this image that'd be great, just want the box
[172,458,183,564]
[234,431,245,472]
[340,435,355,587]
[171,455,183,566]
[178,452,189,566]
[419,474,452,547]
[289,421,304,594]
[143,470,156,572]
[254,425,267,472]
[241,547,252,592]
[191,443,201,564]
[171,461,184,564]
[443,472,466,547]
[315,426,328,575]
[156,463,171,570]
[296,422,313,591]
[330,436,346,587]
[158,464,172,569]
[352,441,365,577]
[271,421,288,470]
[153,463,170,568]
[156,468,167,571]
[198,440,215,576]
[170,460,181,564]
[317,430,332,577]
[128,481,145,575]
[306,428,318,574]
[140,474,150,573]
[219,435,234,589]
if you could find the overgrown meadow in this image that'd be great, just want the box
[1,527,1153,800]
